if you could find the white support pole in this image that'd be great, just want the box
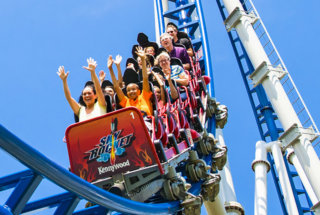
[204,196,227,215]
[216,129,237,202]
[222,0,300,128]
[154,0,161,44]
[216,129,244,215]
[252,141,269,215]
[286,149,320,213]
[268,142,299,215]
[291,136,320,204]
[221,0,320,205]
[161,0,169,27]
[222,1,271,68]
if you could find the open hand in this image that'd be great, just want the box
[107,55,113,69]
[99,70,106,82]
[114,55,122,66]
[57,66,69,81]
[135,46,146,59]
[83,57,97,73]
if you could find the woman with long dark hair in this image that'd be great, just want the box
[57,58,106,122]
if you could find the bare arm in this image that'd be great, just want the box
[135,47,150,93]
[114,55,124,89]
[82,58,106,108]
[99,70,106,84]
[152,71,166,103]
[187,48,194,57]
[167,72,179,100]
[175,67,189,86]
[107,56,125,101]
[57,66,80,115]
[183,63,191,71]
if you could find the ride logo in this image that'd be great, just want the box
[66,108,159,183]
[86,129,133,165]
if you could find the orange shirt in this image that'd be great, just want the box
[119,90,153,116]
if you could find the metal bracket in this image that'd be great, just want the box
[161,166,191,201]
[224,7,258,32]
[181,194,202,215]
[279,123,318,149]
[215,104,228,129]
[225,201,245,215]
[185,150,210,182]
[251,159,271,172]
[249,61,287,87]
[211,146,228,172]
[205,96,229,129]
[197,131,218,156]
[201,174,221,202]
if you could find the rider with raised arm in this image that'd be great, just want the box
[108,47,153,117]
[57,58,107,122]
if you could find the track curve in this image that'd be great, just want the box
[0,120,214,214]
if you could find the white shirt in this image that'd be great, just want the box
[79,102,106,122]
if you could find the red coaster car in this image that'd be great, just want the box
[65,107,163,183]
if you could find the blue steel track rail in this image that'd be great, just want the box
[0,124,181,215]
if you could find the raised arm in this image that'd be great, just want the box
[114,55,124,89]
[82,58,106,107]
[107,55,125,101]
[135,47,150,93]
[57,66,80,115]
[99,70,106,84]
[167,72,179,100]
[152,71,166,103]
[187,48,194,57]
[176,72,189,86]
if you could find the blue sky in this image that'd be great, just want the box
[0,0,320,214]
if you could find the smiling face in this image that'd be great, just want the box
[145,46,155,56]
[158,55,171,71]
[167,26,177,40]
[82,86,97,106]
[160,33,173,50]
[126,83,140,100]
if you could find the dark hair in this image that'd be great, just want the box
[78,85,97,107]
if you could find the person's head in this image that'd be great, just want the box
[160,33,173,50]
[146,54,155,69]
[167,22,179,32]
[156,52,171,71]
[137,57,142,68]
[154,86,161,101]
[126,83,141,100]
[127,63,135,70]
[167,26,178,40]
[101,80,114,97]
[81,85,97,107]
[145,46,156,56]
[104,86,114,97]
[126,58,139,72]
